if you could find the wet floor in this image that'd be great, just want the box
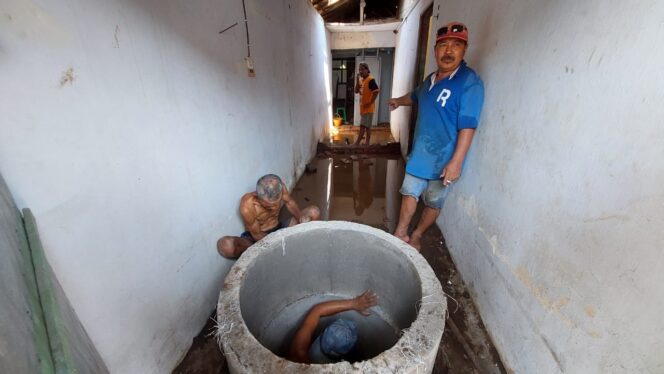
[174,152,506,374]
[326,124,396,146]
[288,155,404,233]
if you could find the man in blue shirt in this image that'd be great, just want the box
[387,22,484,250]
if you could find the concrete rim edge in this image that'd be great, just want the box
[217,221,447,373]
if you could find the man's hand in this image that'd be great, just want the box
[352,290,378,316]
[387,98,399,111]
[441,128,476,187]
[388,94,413,111]
[440,159,462,187]
[282,184,304,223]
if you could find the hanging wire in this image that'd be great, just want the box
[241,0,251,57]
[219,22,238,35]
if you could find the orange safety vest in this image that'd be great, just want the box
[359,74,378,115]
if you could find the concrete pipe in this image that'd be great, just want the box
[217,221,446,373]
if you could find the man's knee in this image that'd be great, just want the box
[422,183,449,210]
[217,236,236,258]
[305,205,321,221]
[399,195,419,211]
[402,195,418,203]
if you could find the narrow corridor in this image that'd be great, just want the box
[3,0,662,372]
[175,142,505,373]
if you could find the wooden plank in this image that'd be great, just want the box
[0,174,54,373]
[24,209,109,374]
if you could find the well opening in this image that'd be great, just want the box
[219,221,445,373]
[239,227,422,361]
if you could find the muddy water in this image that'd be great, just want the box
[288,156,405,233]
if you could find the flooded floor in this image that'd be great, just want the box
[174,152,506,374]
[288,155,404,233]
[325,124,396,146]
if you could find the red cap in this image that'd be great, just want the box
[436,22,469,44]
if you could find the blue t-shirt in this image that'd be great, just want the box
[406,61,484,180]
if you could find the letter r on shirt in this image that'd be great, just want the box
[437,89,451,107]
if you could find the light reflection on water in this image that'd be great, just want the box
[290,156,405,233]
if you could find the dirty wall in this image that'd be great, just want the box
[0,0,331,372]
[432,0,664,372]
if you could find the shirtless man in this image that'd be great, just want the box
[288,290,378,364]
[217,174,320,259]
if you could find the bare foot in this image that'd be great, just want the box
[409,234,422,251]
[394,230,410,243]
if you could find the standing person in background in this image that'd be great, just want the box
[354,62,380,146]
[387,22,485,250]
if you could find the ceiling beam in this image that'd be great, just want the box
[321,0,354,17]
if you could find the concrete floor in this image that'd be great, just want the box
[174,144,506,373]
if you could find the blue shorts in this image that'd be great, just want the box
[399,173,450,209]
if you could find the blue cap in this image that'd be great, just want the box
[308,319,359,363]
[321,319,358,358]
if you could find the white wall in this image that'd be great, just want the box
[389,0,433,155]
[0,0,331,372]
[330,30,395,49]
[432,0,664,372]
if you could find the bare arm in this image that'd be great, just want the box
[354,75,361,94]
[239,195,266,241]
[441,128,476,186]
[288,291,378,364]
[387,93,414,111]
[281,183,303,223]
[369,89,380,104]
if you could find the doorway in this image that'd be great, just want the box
[331,48,395,127]
[407,3,434,154]
[331,58,354,124]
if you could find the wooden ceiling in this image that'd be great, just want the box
[311,0,399,23]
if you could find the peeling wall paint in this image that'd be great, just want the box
[0,0,331,372]
[58,67,75,87]
[435,0,664,373]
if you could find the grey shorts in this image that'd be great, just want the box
[358,113,374,128]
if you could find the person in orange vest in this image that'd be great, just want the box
[354,62,380,145]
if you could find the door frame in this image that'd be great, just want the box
[407,3,434,154]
